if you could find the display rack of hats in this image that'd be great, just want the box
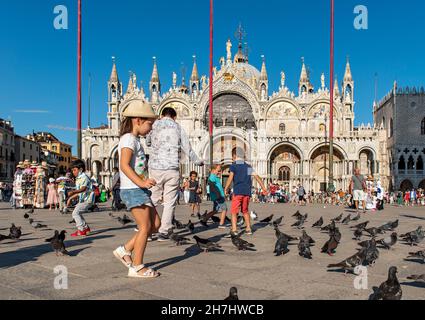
[20,160,36,208]
[34,162,49,209]
[13,161,25,208]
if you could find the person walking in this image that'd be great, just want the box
[349,168,366,213]
[297,184,306,206]
[146,107,203,242]
[188,171,201,217]
[111,167,121,211]
[46,178,59,210]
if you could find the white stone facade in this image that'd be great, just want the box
[82,40,390,192]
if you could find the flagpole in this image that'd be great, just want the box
[209,0,214,168]
[328,0,335,193]
[77,0,82,159]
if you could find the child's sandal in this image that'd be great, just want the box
[113,246,132,268]
[128,264,160,278]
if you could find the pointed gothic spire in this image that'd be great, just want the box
[151,57,160,83]
[300,57,309,82]
[260,55,268,81]
[334,78,340,96]
[190,55,199,82]
[126,72,134,94]
[109,57,119,82]
[344,56,353,81]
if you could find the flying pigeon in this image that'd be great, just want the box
[224,287,239,300]
[45,230,68,256]
[407,250,425,262]
[327,248,366,274]
[9,224,22,240]
[193,235,221,252]
[350,221,369,230]
[260,214,274,224]
[332,213,344,223]
[167,229,190,246]
[377,232,398,250]
[185,220,195,233]
[301,230,315,245]
[231,234,256,251]
[250,211,258,221]
[298,239,312,259]
[117,214,133,226]
[274,235,290,256]
[406,274,425,282]
[342,214,351,225]
[272,216,283,228]
[28,218,47,229]
[321,234,339,256]
[312,217,324,228]
[369,266,402,300]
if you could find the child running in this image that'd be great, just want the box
[225,147,267,236]
[113,100,161,278]
[201,164,229,229]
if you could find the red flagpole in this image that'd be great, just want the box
[77,0,82,159]
[329,0,335,191]
[209,0,214,167]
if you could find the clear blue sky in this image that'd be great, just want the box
[1,0,425,155]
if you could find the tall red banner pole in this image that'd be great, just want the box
[328,0,335,192]
[77,0,82,159]
[209,0,214,168]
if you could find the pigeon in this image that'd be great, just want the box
[172,218,185,229]
[23,213,29,219]
[331,228,342,243]
[260,214,274,224]
[167,229,190,246]
[250,211,258,221]
[369,266,402,300]
[210,215,221,224]
[69,219,76,224]
[292,211,302,219]
[377,232,398,250]
[9,224,22,239]
[272,216,283,228]
[327,248,366,274]
[237,216,245,227]
[332,213,344,223]
[406,274,425,282]
[401,226,424,246]
[274,226,298,242]
[117,214,133,226]
[321,234,339,256]
[301,230,315,245]
[363,239,380,267]
[407,250,425,262]
[351,213,361,221]
[350,221,369,230]
[321,221,336,233]
[193,235,221,252]
[379,219,399,232]
[185,220,195,233]
[0,234,10,241]
[224,287,239,300]
[45,230,68,256]
[224,216,231,224]
[197,210,208,221]
[199,217,209,227]
[342,214,351,225]
[364,227,384,237]
[274,235,290,256]
[358,239,374,248]
[28,218,47,229]
[291,216,306,229]
[26,207,34,214]
[353,228,363,241]
[312,217,324,228]
[231,234,256,251]
[298,239,312,259]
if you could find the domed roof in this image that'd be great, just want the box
[231,62,261,81]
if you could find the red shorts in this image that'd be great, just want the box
[231,195,250,215]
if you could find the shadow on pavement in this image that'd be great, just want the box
[400,214,425,221]
[0,234,113,269]
[400,281,425,288]
[403,258,425,264]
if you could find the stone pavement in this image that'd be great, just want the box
[0,201,424,300]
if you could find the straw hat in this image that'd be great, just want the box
[16,161,24,169]
[31,161,39,168]
[23,160,31,167]
[121,99,158,119]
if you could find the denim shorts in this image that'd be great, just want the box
[213,197,228,212]
[120,188,153,210]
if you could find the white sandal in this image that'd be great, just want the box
[113,246,132,268]
[128,264,160,278]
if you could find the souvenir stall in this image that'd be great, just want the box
[33,162,48,209]
[13,162,25,208]
[21,160,36,208]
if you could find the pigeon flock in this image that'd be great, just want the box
[1,203,424,300]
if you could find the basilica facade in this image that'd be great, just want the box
[82,38,390,192]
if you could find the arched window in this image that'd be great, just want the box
[152,84,157,93]
[278,166,290,181]
[421,117,425,135]
[390,118,394,137]
[416,155,424,171]
[407,155,415,170]
[398,156,406,170]
[279,123,286,134]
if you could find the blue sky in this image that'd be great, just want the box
[1,0,425,154]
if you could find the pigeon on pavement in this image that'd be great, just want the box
[353,228,363,241]
[193,235,221,252]
[9,224,22,239]
[274,226,298,242]
[172,218,185,229]
[363,239,380,267]
[364,227,384,237]
[185,220,195,233]
[301,230,315,245]
[117,214,133,226]
[342,214,351,225]
[406,274,425,282]
[210,215,221,224]
[0,234,10,241]
[45,230,68,256]
[260,214,274,224]
[292,211,302,219]
[377,232,398,250]
[407,250,425,262]
[379,219,399,232]
[321,234,339,256]
[272,216,283,228]
[231,234,256,251]
[168,229,190,246]
[291,216,306,229]
[312,217,324,228]
[224,287,239,300]
[28,218,47,229]
[250,211,258,221]
[274,235,290,256]
[369,266,402,300]
[401,226,424,246]
[351,213,361,221]
[23,213,29,220]
[321,221,336,233]
[298,239,312,259]
[332,213,344,223]
[327,248,367,274]
[350,221,369,230]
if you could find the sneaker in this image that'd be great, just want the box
[157,233,170,242]
[71,229,89,237]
